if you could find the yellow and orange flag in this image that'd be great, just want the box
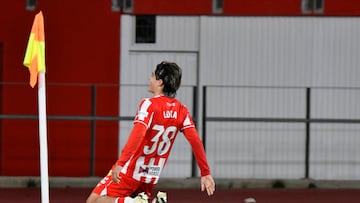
[23,11,46,88]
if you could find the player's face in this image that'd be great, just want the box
[148,72,164,95]
[148,72,157,94]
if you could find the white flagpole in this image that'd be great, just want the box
[38,71,50,203]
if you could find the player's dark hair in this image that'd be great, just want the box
[155,61,182,98]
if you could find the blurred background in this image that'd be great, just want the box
[1,0,360,186]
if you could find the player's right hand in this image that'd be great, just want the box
[111,165,122,183]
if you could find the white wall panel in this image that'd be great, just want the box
[312,88,360,119]
[207,122,305,178]
[310,124,360,179]
[130,15,199,51]
[121,52,197,85]
[200,17,314,87]
[205,86,307,179]
[200,17,360,88]
[312,18,360,87]
[206,86,306,118]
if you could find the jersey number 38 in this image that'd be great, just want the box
[143,124,177,156]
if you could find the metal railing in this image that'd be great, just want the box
[0,83,198,177]
[2,83,360,179]
[202,85,360,179]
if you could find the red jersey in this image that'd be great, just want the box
[116,95,210,184]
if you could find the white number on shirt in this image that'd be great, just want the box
[143,125,177,155]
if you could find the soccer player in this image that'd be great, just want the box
[86,61,215,203]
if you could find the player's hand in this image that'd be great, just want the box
[111,165,122,183]
[201,175,215,196]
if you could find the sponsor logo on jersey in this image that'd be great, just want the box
[139,165,161,176]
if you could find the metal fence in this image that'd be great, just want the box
[1,83,360,179]
[203,85,360,180]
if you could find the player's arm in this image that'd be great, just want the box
[182,127,210,175]
[112,122,147,183]
[182,127,215,196]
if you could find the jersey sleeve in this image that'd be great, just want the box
[182,127,211,176]
[116,98,151,166]
[116,123,147,167]
[180,106,196,131]
[133,98,154,128]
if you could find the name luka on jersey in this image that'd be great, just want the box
[163,110,177,119]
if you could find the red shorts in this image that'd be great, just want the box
[92,170,155,198]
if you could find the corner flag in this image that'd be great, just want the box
[23,11,50,203]
[23,11,46,88]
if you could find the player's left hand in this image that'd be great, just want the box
[111,165,122,183]
[201,175,215,196]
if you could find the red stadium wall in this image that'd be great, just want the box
[130,0,300,15]
[132,0,212,15]
[223,0,302,16]
[0,0,120,176]
[129,0,360,16]
[1,0,360,177]
[325,0,360,16]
